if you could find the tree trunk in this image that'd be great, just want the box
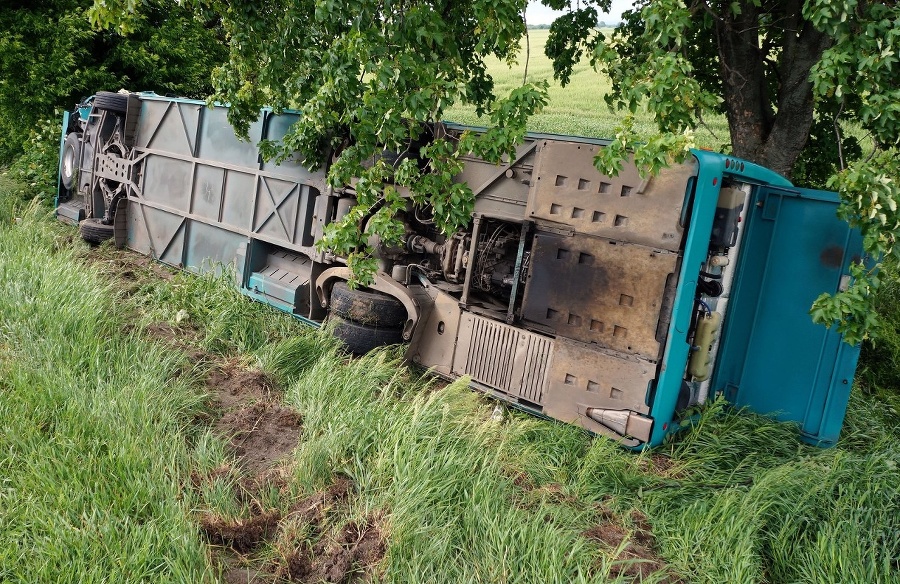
[714,0,831,178]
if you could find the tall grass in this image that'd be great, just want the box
[0,199,213,582]
[246,338,899,583]
[3,173,899,582]
[272,348,635,583]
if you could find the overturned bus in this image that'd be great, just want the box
[56,91,863,448]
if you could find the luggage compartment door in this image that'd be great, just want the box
[712,186,863,445]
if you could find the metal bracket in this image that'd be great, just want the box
[470,142,538,197]
[113,197,128,249]
[506,220,532,324]
[315,267,421,340]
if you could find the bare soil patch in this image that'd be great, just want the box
[583,509,677,583]
[79,245,176,282]
[208,363,303,474]
[144,321,207,364]
[83,247,386,582]
[278,514,386,584]
[196,363,385,583]
[78,245,177,299]
[201,510,283,554]
[196,473,385,584]
[286,477,354,529]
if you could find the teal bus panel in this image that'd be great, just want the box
[712,186,863,446]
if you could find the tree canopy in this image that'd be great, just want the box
[0,0,226,161]
[89,0,900,341]
[545,0,900,342]
[95,0,552,281]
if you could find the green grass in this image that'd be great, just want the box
[444,29,732,149]
[3,43,900,580]
[0,201,214,582]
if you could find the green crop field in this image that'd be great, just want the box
[1,36,899,582]
[445,29,731,150]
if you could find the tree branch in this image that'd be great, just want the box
[523,12,530,86]
[834,97,846,170]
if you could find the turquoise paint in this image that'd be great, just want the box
[710,185,862,446]
[54,110,71,209]
[240,287,322,328]
[645,150,853,447]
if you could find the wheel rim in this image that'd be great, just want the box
[63,145,75,179]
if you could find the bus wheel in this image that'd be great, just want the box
[329,316,404,356]
[79,218,114,244]
[93,91,128,114]
[329,281,407,327]
[60,133,81,191]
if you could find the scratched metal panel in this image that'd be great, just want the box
[142,155,193,213]
[184,221,245,274]
[522,231,678,360]
[543,337,655,416]
[191,164,226,221]
[526,141,692,251]
[221,171,256,231]
[136,100,201,157]
[127,203,186,267]
[252,178,317,247]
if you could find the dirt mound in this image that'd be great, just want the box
[287,476,354,528]
[279,515,386,583]
[144,321,206,364]
[200,510,283,554]
[196,475,381,584]
[583,510,676,582]
[207,365,275,408]
[81,246,175,282]
[207,364,302,474]
[216,402,302,474]
[196,362,309,582]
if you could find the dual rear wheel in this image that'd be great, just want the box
[77,92,130,245]
[329,281,407,355]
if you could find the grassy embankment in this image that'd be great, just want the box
[2,188,899,582]
[1,29,899,583]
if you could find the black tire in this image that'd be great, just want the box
[330,281,407,327]
[330,315,404,356]
[79,218,114,244]
[60,133,81,190]
[93,91,128,114]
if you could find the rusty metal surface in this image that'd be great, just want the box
[408,285,460,377]
[526,141,694,251]
[542,337,655,416]
[522,231,678,360]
